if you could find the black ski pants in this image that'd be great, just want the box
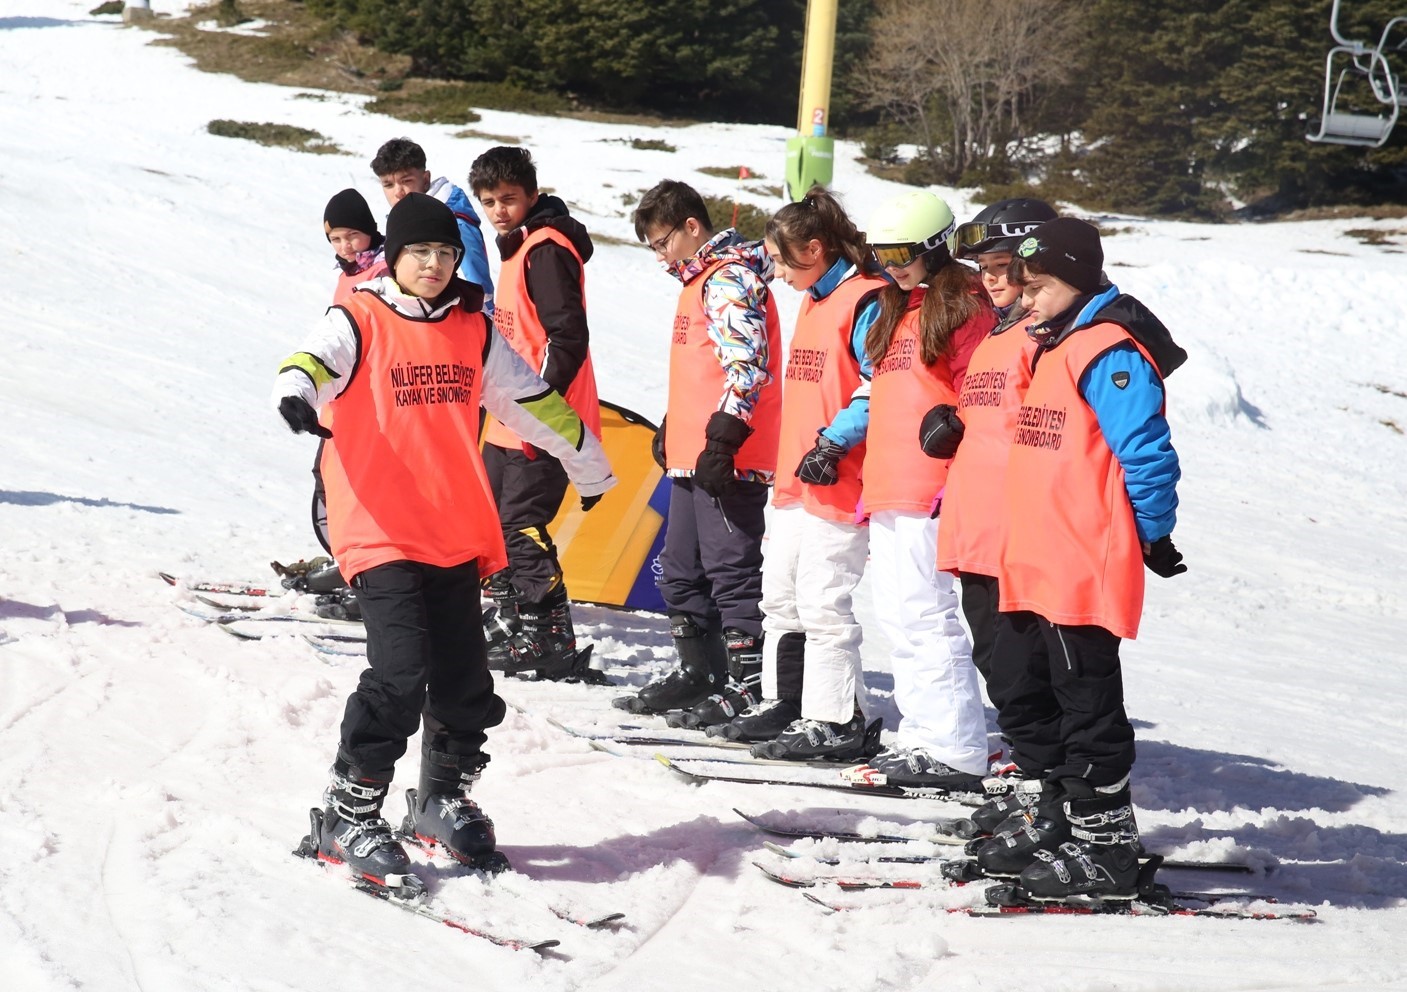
[658,477,767,638]
[957,570,1001,684]
[987,609,1134,788]
[483,442,569,606]
[337,559,505,781]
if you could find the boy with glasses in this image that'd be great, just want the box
[613,180,780,725]
[273,192,615,887]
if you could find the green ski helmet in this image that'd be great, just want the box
[865,189,957,272]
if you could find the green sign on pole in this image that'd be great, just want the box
[786,135,835,202]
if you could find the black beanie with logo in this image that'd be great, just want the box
[383,192,464,271]
[323,188,379,238]
[1015,217,1104,294]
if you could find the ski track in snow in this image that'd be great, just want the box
[3,2,1407,990]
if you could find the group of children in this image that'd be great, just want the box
[271,134,1189,902]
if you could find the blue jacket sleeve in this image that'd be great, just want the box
[819,298,879,450]
[454,216,495,315]
[1079,342,1180,543]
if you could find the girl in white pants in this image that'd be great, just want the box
[858,189,1000,787]
[711,186,888,760]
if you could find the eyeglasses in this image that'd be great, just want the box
[403,243,461,267]
[646,223,683,256]
[953,220,1045,253]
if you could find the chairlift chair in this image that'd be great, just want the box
[1306,0,1407,148]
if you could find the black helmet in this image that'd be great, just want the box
[953,198,1058,259]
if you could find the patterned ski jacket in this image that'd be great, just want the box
[665,228,778,483]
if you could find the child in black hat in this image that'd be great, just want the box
[272,192,616,888]
[962,216,1192,904]
[323,188,386,305]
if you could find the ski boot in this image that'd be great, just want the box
[706,697,802,741]
[955,777,1046,839]
[297,761,415,890]
[613,616,726,714]
[481,572,520,671]
[515,588,603,683]
[750,710,883,762]
[399,749,509,873]
[314,587,362,621]
[969,779,1075,877]
[667,628,763,729]
[1016,777,1142,901]
[859,744,985,791]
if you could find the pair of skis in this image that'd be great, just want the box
[737,809,1314,920]
[539,714,994,804]
[293,809,625,953]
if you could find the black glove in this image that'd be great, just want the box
[279,396,332,439]
[795,432,847,486]
[580,493,603,512]
[1143,536,1187,578]
[694,411,753,499]
[918,404,964,459]
[651,416,667,470]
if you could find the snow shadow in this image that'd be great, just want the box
[497,814,759,884]
[0,17,81,29]
[0,489,179,514]
[0,599,142,627]
[1133,737,1389,815]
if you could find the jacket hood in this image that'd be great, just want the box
[1034,286,1187,379]
[672,228,775,285]
[496,194,594,263]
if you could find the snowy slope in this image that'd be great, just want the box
[3,4,1407,990]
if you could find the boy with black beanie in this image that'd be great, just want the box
[963,217,1190,904]
[272,191,615,888]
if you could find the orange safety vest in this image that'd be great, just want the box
[773,272,888,523]
[997,323,1162,640]
[664,257,782,474]
[936,315,1039,577]
[483,226,601,450]
[319,292,507,582]
[864,293,995,514]
[332,262,387,306]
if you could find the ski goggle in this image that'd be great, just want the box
[868,222,956,270]
[953,220,1046,254]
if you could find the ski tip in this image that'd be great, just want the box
[653,753,675,770]
[158,571,180,586]
[802,891,840,912]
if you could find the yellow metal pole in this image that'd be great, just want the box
[786,0,838,200]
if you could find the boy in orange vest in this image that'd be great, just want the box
[273,192,615,888]
[615,180,781,723]
[962,218,1188,902]
[468,146,601,681]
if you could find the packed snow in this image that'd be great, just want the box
[3,3,1407,990]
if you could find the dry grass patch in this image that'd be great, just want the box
[207,119,346,154]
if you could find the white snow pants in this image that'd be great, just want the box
[760,504,869,725]
[869,509,989,775]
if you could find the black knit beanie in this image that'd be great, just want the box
[323,188,379,238]
[1015,218,1104,294]
[383,192,464,271]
